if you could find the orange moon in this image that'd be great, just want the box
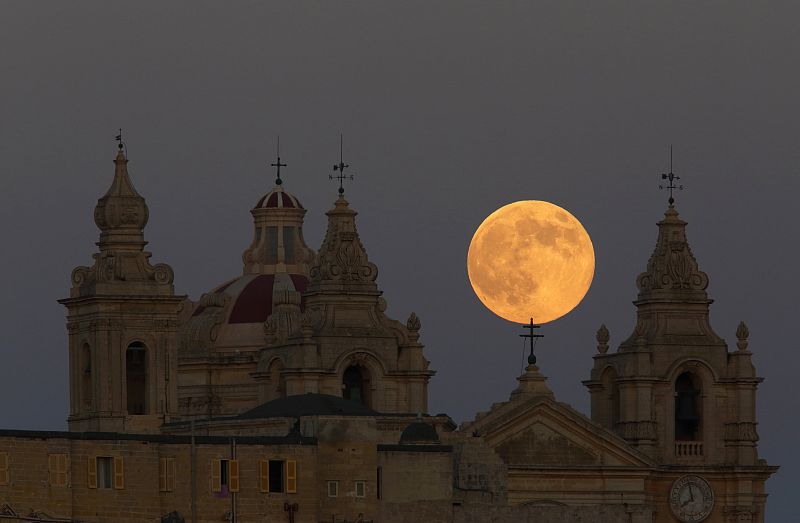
[467,200,595,324]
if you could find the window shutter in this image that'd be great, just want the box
[63,454,70,487]
[259,460,269,492]
[49,454,57,485]
[229,459,239,492]
[159,458,167,492]
[113,456,124,489]
[0,453,8,486]
[87,457,97,489]
[211,459,221,493]
[286,460,297,493]
[166,458,175,492]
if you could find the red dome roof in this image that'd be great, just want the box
[255,188,303,210]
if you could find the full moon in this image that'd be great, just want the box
[467,200,595,324]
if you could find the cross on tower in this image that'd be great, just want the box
[519,317,544,365]
[271,136,287,186]
[330,134,353,195]
[659,145,683,206]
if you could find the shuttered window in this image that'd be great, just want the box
[87,456,97,489]
[285,460,297,493]
[0,453,8,486]
[113,456,124,489]
[259,460,269,492]
[211,459,222,493]
[228,459,240,493]
[48,454,69,487]
[159,457,175,492]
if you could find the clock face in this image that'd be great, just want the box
[669,475,714,522]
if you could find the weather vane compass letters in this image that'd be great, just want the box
[519,317,544,365]
[659,145,684,206]
[330,134,354,195]
[271,136,287,186]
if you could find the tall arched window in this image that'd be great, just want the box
[81,343,92,409]
[126,342,148,415]
[675,372,701,441]
[343,365,369,406]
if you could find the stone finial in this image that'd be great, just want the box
[736,321,750,351]
[407,312,421,332]
[596,324,609,354]
[510,365,554,401]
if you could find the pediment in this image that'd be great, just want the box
[470,398,654,468]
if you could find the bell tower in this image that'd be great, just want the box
[60,144,183,433]
[585,203,764,465]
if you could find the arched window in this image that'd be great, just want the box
[269,360,286,401]
[126,342,148,415]
[675,372,701,441]
[81,344,92,409]
[343,365,369,406]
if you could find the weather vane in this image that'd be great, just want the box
[271,135,287,186]
[330,134,353,195]
[115,129,126,155]
[659,145,683,206]
[519,317,544,366]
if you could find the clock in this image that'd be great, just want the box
[669,475,714,522]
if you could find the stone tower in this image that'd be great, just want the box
[61,148,183,433]
[252,195,435,413]
[584,203,776,521]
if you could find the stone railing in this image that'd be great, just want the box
[675,440,703,460]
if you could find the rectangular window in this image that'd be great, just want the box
[96,457,113,489]
[159,457,175,492]
[48,454,69,487]
[355,480,366,498]
[0,452,8,486]
[283,226,295,263]
[327,480,339,498]
[266,227,278,264]
[376,467,382,500]
[268,460,284,493]
[211,459,238,493]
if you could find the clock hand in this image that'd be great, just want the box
[689,485,695,502]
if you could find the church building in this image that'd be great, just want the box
[0,145,777,523]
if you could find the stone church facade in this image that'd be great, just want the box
[0,147,776,522]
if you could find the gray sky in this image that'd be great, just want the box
[1,1,797,519]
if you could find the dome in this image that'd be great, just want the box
[399,421,440,444]
[255,187,303,210]
[181,272,308,353]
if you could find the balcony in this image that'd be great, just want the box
[675,440,703,462]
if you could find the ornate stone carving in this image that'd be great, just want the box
[736,321,750,352]
[616,420,657,441]
[635,207,709,295]
[309,197,378,288]
[596,324,609,353]
[724,422,759,442]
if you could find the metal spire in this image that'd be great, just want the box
[114,129,126,155]
[659,145,683,206]
[519,317,544,365]
[330,134,353,195]
[271,136,287,186]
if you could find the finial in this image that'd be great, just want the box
[519,317,544,365]
[658,145,683,206]
[114,129,127,157]
[596,324,610,354]
[330,134,353,195]
[736,321,750,351]
[271,135,287,186]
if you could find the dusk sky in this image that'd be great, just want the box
[1,2,798,519]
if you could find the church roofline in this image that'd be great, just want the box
[0,428,317,446]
